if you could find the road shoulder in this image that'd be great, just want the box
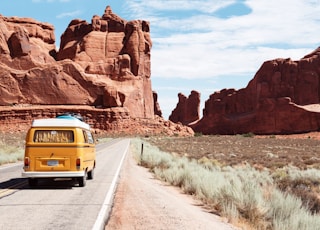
[105,151,238,230]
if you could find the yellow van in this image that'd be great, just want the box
[22,114,96,187]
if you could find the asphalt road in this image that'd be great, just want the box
[0,139,130,230]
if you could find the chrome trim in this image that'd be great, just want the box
[22,171,85,178]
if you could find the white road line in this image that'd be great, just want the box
[0,162,23,170]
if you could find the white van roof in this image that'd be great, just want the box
[32,118,91,130]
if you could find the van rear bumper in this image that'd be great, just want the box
[22,171,85,178]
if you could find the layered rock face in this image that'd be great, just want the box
[0,6,193,136]
[0,105,193,136]
[169,90,200,125]
[0,6,154,119]
[191,48,320,134]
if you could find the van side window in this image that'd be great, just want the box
[83,130,88,143]
[86,131,94,144]
[83,130,94,144]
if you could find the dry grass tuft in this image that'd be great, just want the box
[0,132,25,165]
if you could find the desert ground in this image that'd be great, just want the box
[106,132,320,229]
[146,132,320,170]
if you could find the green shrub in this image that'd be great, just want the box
[194,132,203,137]
[242,132,255,138]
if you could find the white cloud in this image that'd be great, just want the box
[56,10,82,19]
[125,0,233,12]
[152,44,311,79]
[138,0,320,80]
[125,0,320,118]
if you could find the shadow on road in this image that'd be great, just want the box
[0,177,77,190]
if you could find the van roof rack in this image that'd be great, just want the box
[56,113,84,122]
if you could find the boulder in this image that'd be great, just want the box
[8,26,31,58]
[0,15,56,66]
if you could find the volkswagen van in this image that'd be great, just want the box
[22,114,96,187]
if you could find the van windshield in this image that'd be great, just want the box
[33,130,74,143]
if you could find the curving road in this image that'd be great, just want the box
[0,139,130,230]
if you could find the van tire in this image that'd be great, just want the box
[88,168,94,180]
[78,172,87,187]
[28,178,38,187]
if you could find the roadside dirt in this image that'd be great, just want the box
[105,150,239,230]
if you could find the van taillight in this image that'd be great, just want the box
[76,158,81,169]
[24,157,30,169]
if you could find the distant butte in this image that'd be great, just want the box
[171,48,320,134]
[169,90,200,125]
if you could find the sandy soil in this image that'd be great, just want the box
[105,151,239,230]
[146,133,320,170]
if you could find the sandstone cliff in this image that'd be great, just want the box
[0,6,193,136]
[190,48,320,135]
[0,6,154,118]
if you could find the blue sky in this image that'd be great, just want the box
[1,0,320,119]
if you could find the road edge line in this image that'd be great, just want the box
[92,139,130,230]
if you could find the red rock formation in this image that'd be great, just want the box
[169,90,200,125]
[191,48,320,134]
[0,6,157,121]
[56,6,153,119]
[153,91,162,117]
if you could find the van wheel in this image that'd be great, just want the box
[88,168,94,180]
[28,178,38,187]
[78,172,87,187]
